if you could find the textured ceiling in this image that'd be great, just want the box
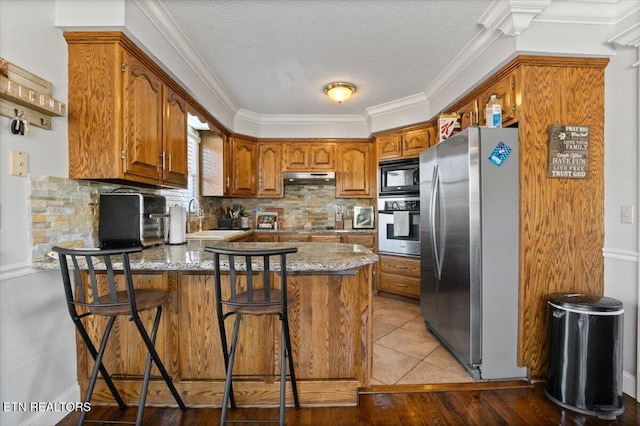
[159,0,493,116]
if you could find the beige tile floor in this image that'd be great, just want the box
[371,295,475,385]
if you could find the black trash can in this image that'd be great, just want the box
[545,293,624,420]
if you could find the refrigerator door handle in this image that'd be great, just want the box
[430,165,442,280]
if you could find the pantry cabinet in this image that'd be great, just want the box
[65,32,189,188]
[257,143,283,198]
[336,142,374,198]
[443,56,607,379]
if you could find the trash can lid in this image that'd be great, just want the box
[548,293,623,312]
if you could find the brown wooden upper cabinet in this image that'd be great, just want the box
[376,126,434,161]
[200,130,229,196]
[477,70,519,127]
[229,136,257,197]
[162,86,189,187]
[284,143,336,171]
[65,32,189,188]
[336,142,374,198]
[455,70,519,129]
[257,143,283,198]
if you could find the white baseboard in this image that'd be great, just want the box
[623,371,638,401]
[19,384,80,426]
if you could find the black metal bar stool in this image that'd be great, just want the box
[204,246,300,426]
[52,246,187,425]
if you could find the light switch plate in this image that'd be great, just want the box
[10,151,29,176]
[621,205,634,224]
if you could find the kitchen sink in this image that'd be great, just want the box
[185,230,249,240]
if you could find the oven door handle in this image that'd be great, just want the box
[430,165,442,280]
[148,213,171,219]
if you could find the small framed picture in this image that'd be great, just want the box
[256,212,278,229]
[353,206,374,229]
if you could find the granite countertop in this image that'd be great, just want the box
[36,240,378,272]
[255,228,376,234]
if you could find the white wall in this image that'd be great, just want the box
[0,2,79,425]
[604,45,639,398]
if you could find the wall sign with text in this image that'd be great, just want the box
[0,58,66,131]
[547,124,589,179]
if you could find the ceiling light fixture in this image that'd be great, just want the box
[324,82,356,103]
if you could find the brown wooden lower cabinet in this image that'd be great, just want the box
[377,254,420,299]
[76,266,372,407]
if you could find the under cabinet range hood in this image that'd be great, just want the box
[283,171,336,185]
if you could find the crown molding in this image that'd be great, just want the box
[365,92,429,119]
[479,0,551,36]
[608,7,640,47]
[534,0,628,25]
[134,0,239,116]
[132,0,632,137]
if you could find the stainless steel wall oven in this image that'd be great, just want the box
[377,196,420,257]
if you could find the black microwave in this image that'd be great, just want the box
[379,159,419,196]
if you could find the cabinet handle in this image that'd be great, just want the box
[161,152,166,170]
[395,283,408,287]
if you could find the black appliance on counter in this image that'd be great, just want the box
[378,158,419,196]
[99,193,168,248]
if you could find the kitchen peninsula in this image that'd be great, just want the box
[46,240,377,408]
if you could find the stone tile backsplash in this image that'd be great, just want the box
[29,176,373,261]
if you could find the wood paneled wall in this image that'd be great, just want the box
[516,58,606,379]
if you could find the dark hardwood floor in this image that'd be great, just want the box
[57,382,638,425]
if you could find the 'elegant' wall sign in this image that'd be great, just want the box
[547,124,589,179]
[0,58,66,131]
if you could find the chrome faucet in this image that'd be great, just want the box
[187,198,200,234]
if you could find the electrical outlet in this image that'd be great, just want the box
[621,205,634,224]
[9,151,29,176]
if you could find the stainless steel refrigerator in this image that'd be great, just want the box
[419,127,527,380]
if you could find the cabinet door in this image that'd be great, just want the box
[377,134,402,160]
[258,143,283,198]
[253,233,275,242]
[478,71,518,127]
[401,129,428,158]
[378,255,420,298]
[284,144,309,170]
[425,124,438,148]
[337,143,373,198]
[229,137,257,197]
[342,233,376,251]
[310,144,335,170]
[200,130,225,196]
[123,54,163,181]
[456,98,479,129]
[162,86,188,187]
